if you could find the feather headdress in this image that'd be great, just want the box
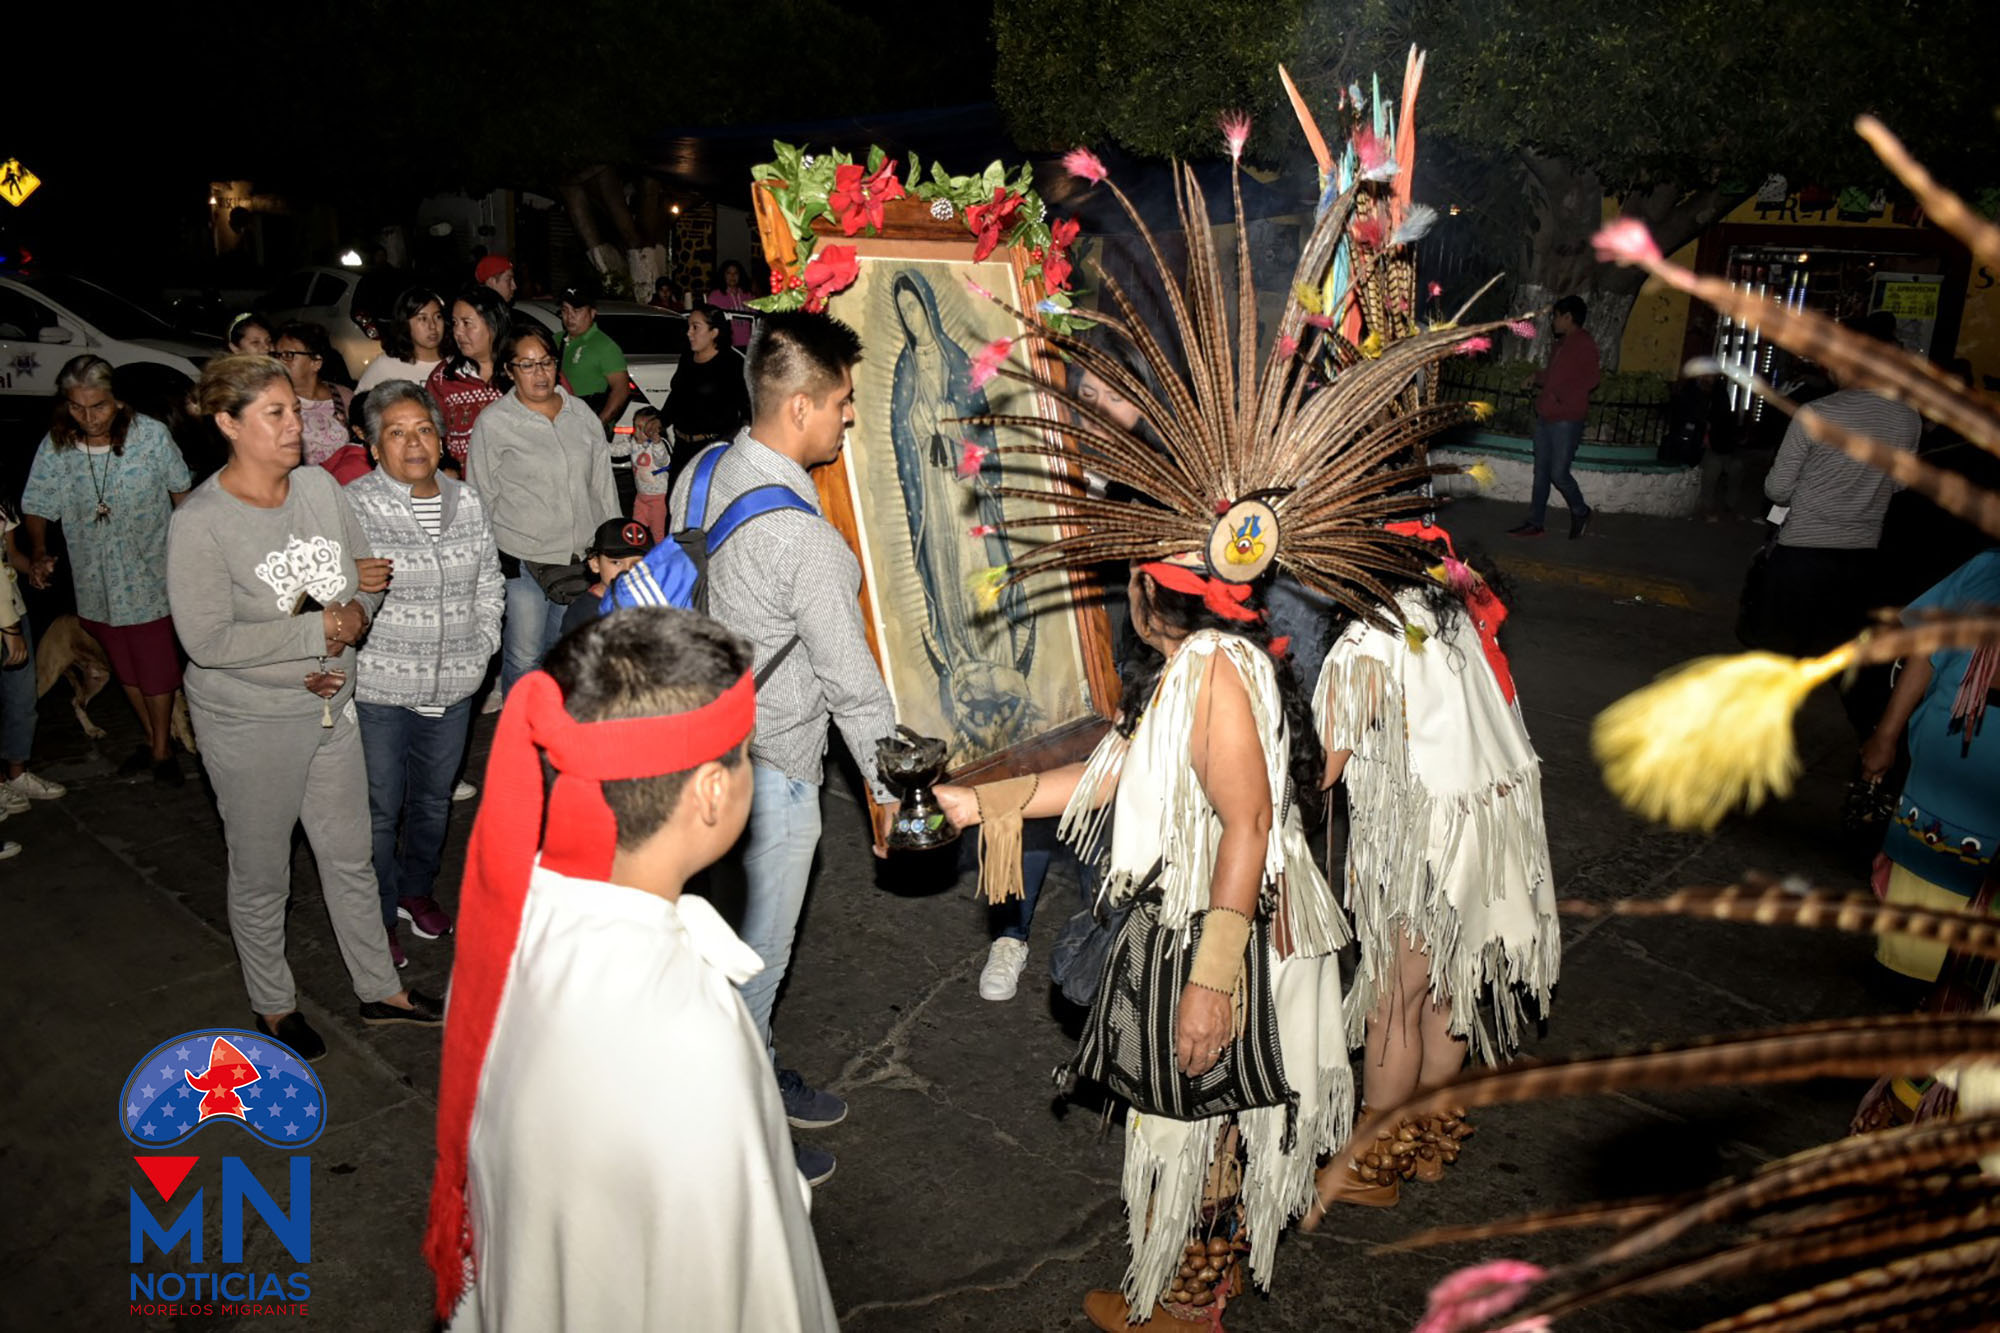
[959,49,1522,628]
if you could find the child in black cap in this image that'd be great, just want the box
[559,518,656,637]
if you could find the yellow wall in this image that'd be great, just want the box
[1612,194,2000,388]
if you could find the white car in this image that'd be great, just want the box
[262,265,388,381]
[0,273,220,418]
[513,299,687,439]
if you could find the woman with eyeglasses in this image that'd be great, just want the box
[274,322,354,467]
[426,287,510,470]
[21,354,192,785]
[357,287,449,393]
[465,325,616,695]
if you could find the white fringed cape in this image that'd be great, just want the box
[1060,630,1352,1305]
[1314,590,1560,1065]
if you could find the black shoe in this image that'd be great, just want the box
[359,989,443,1026]
[1506,522,1545,537]
[1570,508,1592,539]
[795,1141,836,1187]
[152,756,185,788]
[255,1010,327,1062]
[116,746,152,777]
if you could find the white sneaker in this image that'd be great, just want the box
[7,772,66,801]
[978,938,1031,1001]
[452,780,478,802]
[481,691,503,715]
[0,787,28,815]
[0,839,18,859]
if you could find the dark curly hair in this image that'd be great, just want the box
[1120,570,1325,828]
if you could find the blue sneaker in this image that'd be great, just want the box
[794,1141,835,1187]
[777,1068,848,1129]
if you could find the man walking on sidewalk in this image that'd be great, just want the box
[1511,295,1600,539]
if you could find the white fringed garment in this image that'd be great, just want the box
[1061,630,1353,1304]
[1314,590,1560,1064]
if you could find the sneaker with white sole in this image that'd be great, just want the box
[452,780,478,802]
[979,937,1031,1001]
[6,772,65,801]
[0,839,19,859]
[0,787,27,816]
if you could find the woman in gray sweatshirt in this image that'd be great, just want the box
[465,324,617,696]
[346,380,504,961]
[167,355,442,1061]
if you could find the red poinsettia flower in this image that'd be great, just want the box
[965,187,1025,262]
[1040,216,1080,292]
[801,245,859,312]
[828,159,906,236]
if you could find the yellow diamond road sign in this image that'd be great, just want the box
[1,159,41,207]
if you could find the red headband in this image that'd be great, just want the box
[423,669,755,1319]
[1141,560,1262,623]
[1383,520,1516,703]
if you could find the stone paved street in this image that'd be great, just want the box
[1,497,1904,1332]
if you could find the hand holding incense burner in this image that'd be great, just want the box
[875,726,960,852]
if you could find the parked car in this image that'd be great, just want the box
[263,265,409,382]
[513,299,688,438]
[0,272,221,421]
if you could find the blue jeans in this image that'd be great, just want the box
[358,699,474,928]
[990,848,1054,943]
[1529,417,1589,526]
[501,568,570,694]
[0,617,36,764]
[736,764,823,1053]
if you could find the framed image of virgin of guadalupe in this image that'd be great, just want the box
[751,180,1117,781]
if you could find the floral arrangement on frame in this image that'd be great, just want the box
[748,142,1087,331]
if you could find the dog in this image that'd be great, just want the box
[34,614,197,754]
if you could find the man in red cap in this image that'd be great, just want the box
[424,607,837,1332]
[473,255,516,305]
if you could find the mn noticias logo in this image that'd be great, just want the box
[120,1029,324,1318]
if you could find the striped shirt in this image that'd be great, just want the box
[410,493,443,541]
[668,434,895,798]
[1765,389,1921,549]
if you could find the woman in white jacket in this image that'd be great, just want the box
[348,380,504,962]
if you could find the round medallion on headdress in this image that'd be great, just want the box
[1206,498,1280,583]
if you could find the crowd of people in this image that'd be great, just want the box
[2,220,1987,1333]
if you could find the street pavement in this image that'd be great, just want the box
[1,496,1907,1331]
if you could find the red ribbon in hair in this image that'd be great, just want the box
[1141,560,1262,623]
[1384,520,1516,702]
[422,668,755,1320]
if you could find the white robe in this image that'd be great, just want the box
[452,865,838,1333]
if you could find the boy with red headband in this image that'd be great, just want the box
[424,608,837,1332]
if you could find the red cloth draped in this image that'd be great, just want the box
[422,668,755,1320]
[1384,520,1517,703]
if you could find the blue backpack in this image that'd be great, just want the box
[600,442,817,683]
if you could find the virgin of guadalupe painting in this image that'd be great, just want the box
[837,256,1095,767]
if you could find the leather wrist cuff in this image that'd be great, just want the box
[1189,906,1252,992]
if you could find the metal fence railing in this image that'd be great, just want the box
[1436,362,1669,450]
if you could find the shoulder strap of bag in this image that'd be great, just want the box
[754,634,802,689]
[684,441,731,528]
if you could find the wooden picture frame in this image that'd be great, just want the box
[752,185,1118,783]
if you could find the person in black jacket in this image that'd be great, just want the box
[663,304,753,490]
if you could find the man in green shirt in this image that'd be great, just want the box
[558,286,632,443]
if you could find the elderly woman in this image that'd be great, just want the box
[466,322,617,694]
[274,321,355,468]
[426,286,510,469]
[22,354,191,785]
[168,353,440,1059]
[357,286,449,392]
[346,381,503,964]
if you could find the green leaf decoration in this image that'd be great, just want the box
[926,813,945,830]
[866,144,884,173]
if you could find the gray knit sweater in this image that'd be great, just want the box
[346,470,504,709]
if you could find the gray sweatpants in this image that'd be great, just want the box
[192,700,404,1014]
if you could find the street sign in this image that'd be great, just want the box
[0,158,41,207]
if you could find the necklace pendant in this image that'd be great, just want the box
[94,502,111,523]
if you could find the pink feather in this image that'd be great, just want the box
[1427,280,1443,298]
[956,440,989,480]
[1592,216,1664,266]
[1062,147,1107,185]
[1413,1260,1548,1333]
[1275,333,1299,359]
[1218,111,1252,161]
[1442,555,1477,591]
[1354,127,1388,173]
[1453,335,1492,355]
[968,523,997,538]
[1507,319,1538,340]
[1303,312,1335,330]
[970,338,1013,389]
[964,277,996,302]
